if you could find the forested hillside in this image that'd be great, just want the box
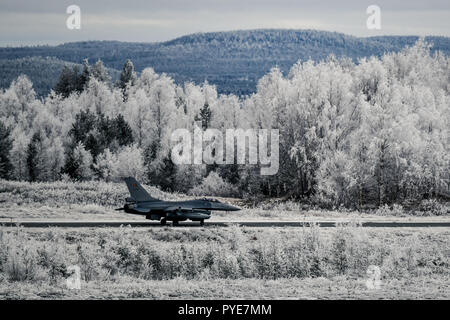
[0,39,448,210]
[0,57,120,97]
[1,29,449,96]
[0,57,78,96]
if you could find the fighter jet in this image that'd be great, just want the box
[116,177,240,226]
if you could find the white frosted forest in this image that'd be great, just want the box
[0,39,448,208]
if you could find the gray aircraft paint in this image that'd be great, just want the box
[119,177,240,225]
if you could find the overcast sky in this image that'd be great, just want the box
[1,0,449,46]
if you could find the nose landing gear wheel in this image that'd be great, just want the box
[160,218,167,226]
[200,219,204,226]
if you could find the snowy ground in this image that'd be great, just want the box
[0,226,448,300]
[0,203,449,222]
[2,276,449,300]
[1,179,448,222]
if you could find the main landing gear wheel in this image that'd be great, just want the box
[172,220,179,226]
[160,218,167,226]
[200,219,204,226]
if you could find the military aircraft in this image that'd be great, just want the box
[116,177,240,226]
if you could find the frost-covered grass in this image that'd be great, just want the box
[0,179,448,220]
[0,226,448,299]
[0,179,187,207]
[1,276,449,300]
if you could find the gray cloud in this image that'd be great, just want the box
[0,0,449,46]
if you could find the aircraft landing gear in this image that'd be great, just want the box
[200,219,204,226]
[160,218,167,226]
[172,220,179,226]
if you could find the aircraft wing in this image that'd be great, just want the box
[133,207,151,213]
[163,206,191,212]
[162,206,211,220]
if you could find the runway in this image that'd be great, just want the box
[1,220,450,228]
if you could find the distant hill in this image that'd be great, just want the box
[1,29,449,97]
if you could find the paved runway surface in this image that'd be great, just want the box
[1,220,449,228]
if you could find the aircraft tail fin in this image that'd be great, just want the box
[123,177,159,202]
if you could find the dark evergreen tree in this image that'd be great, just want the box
[0,121,13,179]
[71,65,81,92]
[144,147,176,192]
[157,157,177,191]
[113,114,134,147]
[119,59,136,88]
[96,113,112,147]
[143,140,160,184]
[69,109,97,144]
[26,132,41,182]
[84,132,102,160]
[54,64,86,98]
[61,145,91,181]
[195,103,211,130]
[53,60,98,98]
[78,59,90,90]
[119,59,136,101]
[54,66,74,98]
[68,109,134,162]
[62,149,78,180]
